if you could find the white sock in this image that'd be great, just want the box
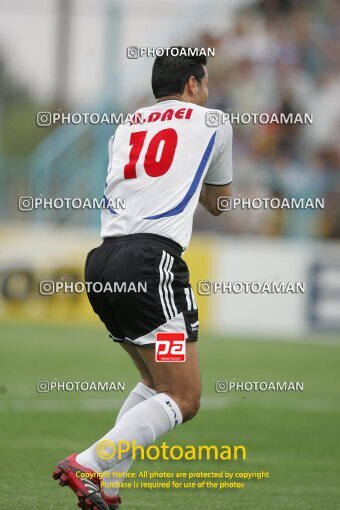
[116,382,157,423]
[76,393,183,473]
[101,382,157,496]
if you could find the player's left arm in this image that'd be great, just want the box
[200,118,233,216]
[199,182,232,216]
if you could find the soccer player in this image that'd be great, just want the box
[53,47,232,510]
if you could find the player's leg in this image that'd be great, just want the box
[101,341,200,499]
[136,341,201,421]
[75,341,201,473]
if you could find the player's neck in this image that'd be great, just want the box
[156,95,185,103]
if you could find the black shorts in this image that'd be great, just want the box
[85,233,199,346]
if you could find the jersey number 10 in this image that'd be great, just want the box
[124,128,178,179]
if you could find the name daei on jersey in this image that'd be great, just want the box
[127,108,193,125]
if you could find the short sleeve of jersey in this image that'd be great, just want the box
[204,120,233,185]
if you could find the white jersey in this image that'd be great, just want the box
[101,99,233,250]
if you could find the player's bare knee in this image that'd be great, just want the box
[182,394,201,422]
[165,391,200,422]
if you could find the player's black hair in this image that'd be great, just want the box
[152,47,207,99]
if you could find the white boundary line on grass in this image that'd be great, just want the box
[0,396,338,414]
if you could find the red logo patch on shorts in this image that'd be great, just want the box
[155,332,186,362]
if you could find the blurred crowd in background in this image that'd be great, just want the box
[194,0,340,239]
[1,0,340,240]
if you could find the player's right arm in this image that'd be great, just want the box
[200,117,233,216]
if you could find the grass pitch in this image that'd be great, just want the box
[0,322,339,510]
